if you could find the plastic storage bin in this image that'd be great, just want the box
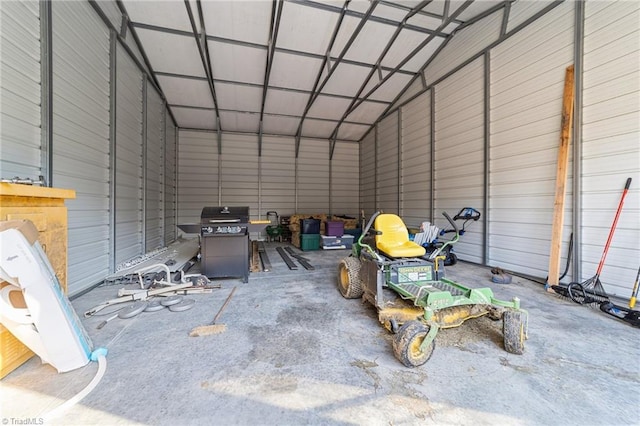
[320,235,354,249]
[325,221,344,237]
[300,218,321,234]
[343,228,362,243]
[300,233,320,251]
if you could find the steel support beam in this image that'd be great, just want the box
[572,0,585,283]
[379,0,464,25]
[130,21,417,77]
[330,1,432,140]
[154,71,391,105]
[142,76,148,252]
[295,0,354,158]
[183,0,221,129]
[259,0,284,156]
[40,0,53,187]
[109,29,118,272]
[501,0,512,36]
[291,0,451,37]
[483,51,490,265]
[429,87,435,223]
[375,0,563,127]
[344,0,474,124]
[452,1,512,35]
[397,108,402,214]
[90,0,177,126]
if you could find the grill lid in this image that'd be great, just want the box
[201,206,249,224]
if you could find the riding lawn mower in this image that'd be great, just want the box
[337,211,528,367]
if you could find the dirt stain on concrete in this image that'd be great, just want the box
[350,359,381,392]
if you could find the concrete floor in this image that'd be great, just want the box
[2,242,638,425]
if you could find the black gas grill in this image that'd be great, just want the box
[200,206,250,283]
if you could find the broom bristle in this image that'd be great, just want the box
[189,324,227,337]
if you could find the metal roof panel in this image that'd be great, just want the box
[201,0,272,46]
[171,107,217,129]
[136,29,206,77]
[157,75,214,109]
[208,41,267,85]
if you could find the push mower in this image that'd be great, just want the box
[420,207,481,266]
[337,211,528,367]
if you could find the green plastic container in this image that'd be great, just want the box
[300,233,320,251]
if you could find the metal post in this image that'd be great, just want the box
[397,109,402,215]
[217,119,222,206]
[430,88,435,223]
[142,76,148,252]
[109,29,117,272]
[40,0,53,186]
[483,51,491,265]
[573,0,585,282]
[329,149,333,216]
[294,157,299,212]
[374,123,378,210]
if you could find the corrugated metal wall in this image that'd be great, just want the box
[359,130,376,217]
[115,42,143,266]
[164,116,177,244]
[220,133,259,219]
[144,84,165,250]
[0,1,41,180]
[331,141,359,217]
[297,139,329,213]
[424,8,501,85]
[582,0,640,296]
[177,130,219,225]
[400,91,431,228]
[52,1,111,295]
[489,0,574,278]
[434,58,485,264]
[176,132,356,225]
[376,112,400,215]
[261,135,296,217]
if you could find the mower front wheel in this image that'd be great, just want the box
[392,321,435,368]
[338,257,364,299]
[503,310,527,355]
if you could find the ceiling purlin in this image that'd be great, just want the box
[294,0,377,156]
[329,0,433,144]
[183,0,221,129]
[364,0,514,141]
[291,0,449,37]
[293,0,351,154]
[129,21,418,78]
[114,1,166,106]
[154,71,391,105]
[451,0,514,35]
[501,1,512,36]
[379,0,464,25]
[334,0,475,137]
[259,0,284,155]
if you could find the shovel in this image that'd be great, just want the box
[189,286,237,337]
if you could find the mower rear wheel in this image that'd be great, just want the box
[392,321,435,368]
[503,310,526,355]
[338,257,364,299]
[444,252,458,266]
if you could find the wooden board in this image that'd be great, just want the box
[547,65,575,290]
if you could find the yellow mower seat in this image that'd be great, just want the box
[374,214,426,258]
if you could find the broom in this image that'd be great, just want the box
[553,178,631,305]
[189,286,237,336]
